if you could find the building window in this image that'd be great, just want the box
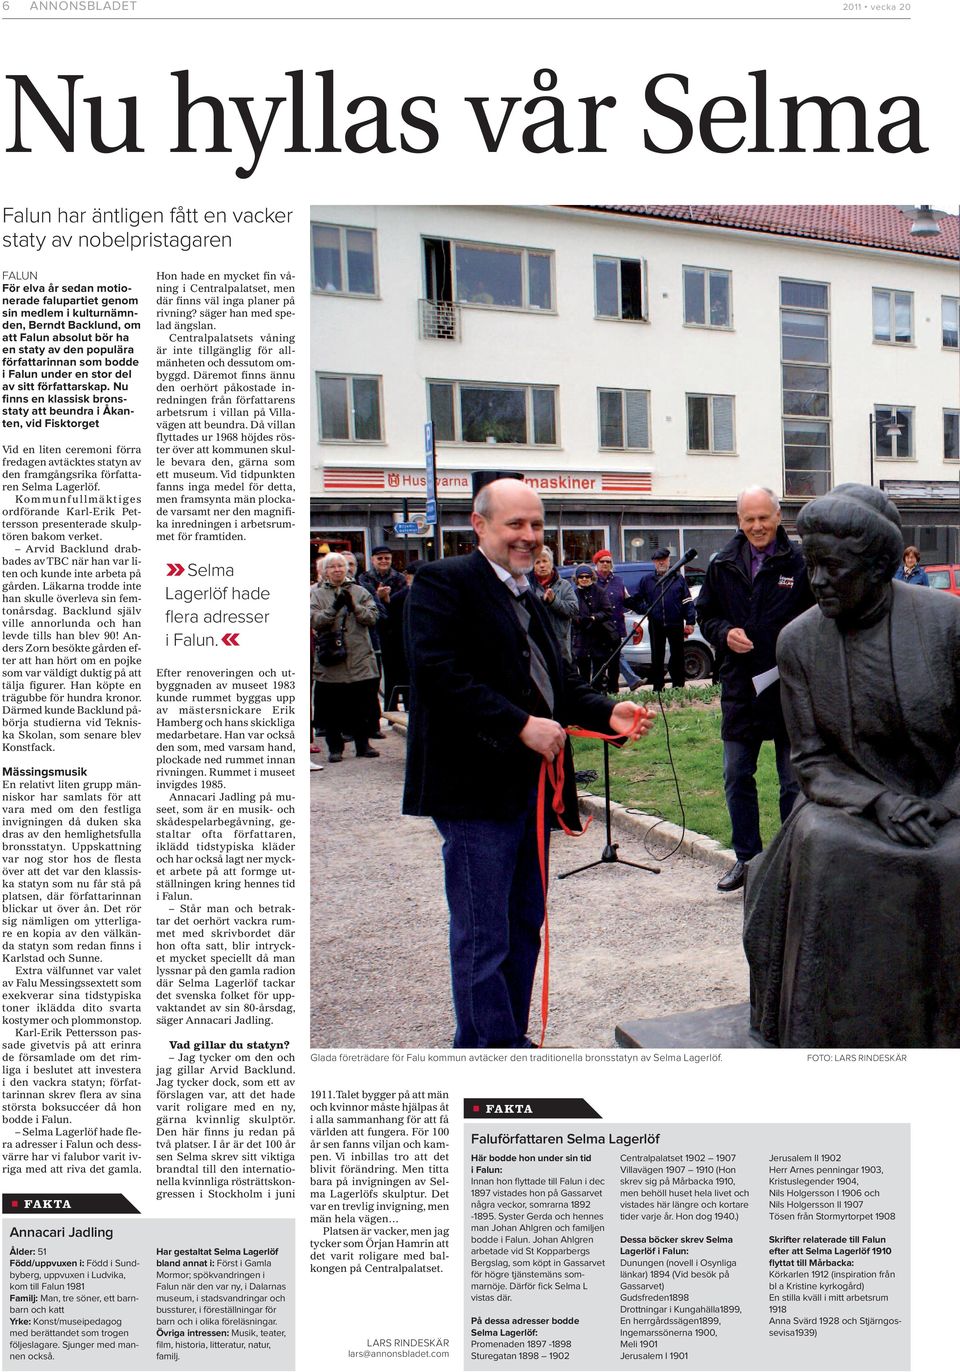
[781,307,829,365]
[681,528,737,568]
[782,280,828,311]
[683,267,731,328]
[557,529,607,567]
[781,278,831,497]
[598,388,651,450]
[312,531,368,576]
[943,298,960,349]
[874,405,913,460]
[428,380,558,446]
[423,238,553,311]
[783,421,831,492]
[687,394,735,453]
[442,529,478,559]
[312,224,377,296]
[945,411,960,462]
[623,528,680,562]
[622,527,735,570]
[873,288,913,344]
[782,363,830,418]
[594,256,647,321]
[317,374,383,442]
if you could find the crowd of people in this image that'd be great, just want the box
[312,481,950,1049]
[310,536,705,769]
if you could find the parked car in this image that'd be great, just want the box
[924,564,960,596]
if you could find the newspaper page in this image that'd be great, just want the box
[2,2,958,1371]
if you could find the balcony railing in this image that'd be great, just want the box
[419,298,460,341]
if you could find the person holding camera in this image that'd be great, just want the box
[311,552,381,763]
[359,544,409,712]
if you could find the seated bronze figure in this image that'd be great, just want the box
[744,484,960,1047]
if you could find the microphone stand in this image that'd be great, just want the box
[557,559,694,882]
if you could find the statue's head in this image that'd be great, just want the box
[796,484,903,620]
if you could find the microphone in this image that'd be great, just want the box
[675,547,698,566]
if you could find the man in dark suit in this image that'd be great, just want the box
[403,478,654,1049]
[696,486,813,893]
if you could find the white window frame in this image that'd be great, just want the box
[682,265,732,329]
[686,393,736,454]
[781,278,829,312]
[944,410,960,462]
[780,278,832,499]
[872,287,914,345]
[779,306,830,366]
[455,239,554,312]
[874,405,915,461]
[593,255,648,322]
[597,387,652,451]
[427,379,559,448]
[311,222,378,297]
[943,297,960,350]
[424,236,555,313]
[316,372,384,444]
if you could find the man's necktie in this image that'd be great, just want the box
[512,590,555,714]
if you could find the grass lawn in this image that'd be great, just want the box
[571,687,785,849]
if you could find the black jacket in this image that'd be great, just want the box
[629,571,697,628]
[358,566,407,617]
[572,582,616,660]
[358,566,407,651]
[402,552,616,822]
[696,528,813,740]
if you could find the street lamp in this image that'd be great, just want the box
[909,205,942,237]
[896,205,945,238]
[868,411,904,487]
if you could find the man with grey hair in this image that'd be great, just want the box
[403,477,654,1048]
[697,485,813,891]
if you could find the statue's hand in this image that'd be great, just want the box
[874,792,944,847]
[924,799,953,827]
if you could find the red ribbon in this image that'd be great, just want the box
[533,723,638,1048]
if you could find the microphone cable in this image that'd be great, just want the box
[585,553,698,859]
[623,684,688,862]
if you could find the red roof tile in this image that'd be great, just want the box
[576,205,958,260]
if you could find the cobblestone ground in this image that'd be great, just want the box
[310,725,748,1050]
